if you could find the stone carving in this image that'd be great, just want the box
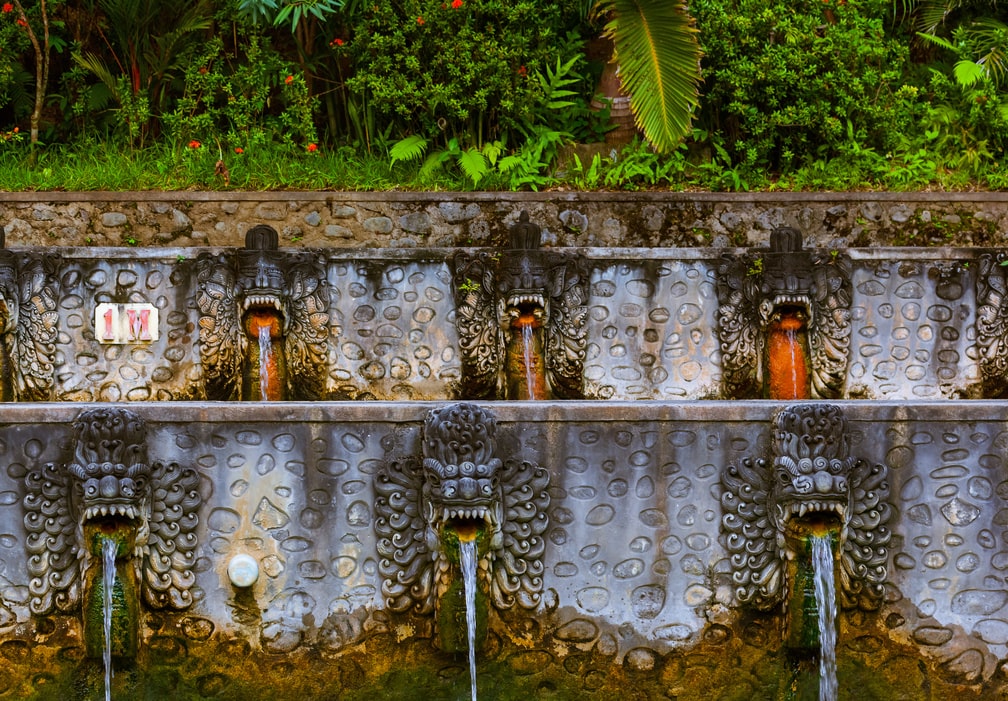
[977,252,1008,396]
[0,233,58,401]
[452,212,588,399]
[716,227,852,398]
[374,402,549,612]
[721,404,890,611]
[195,224,330,400]
[23,407,200,613]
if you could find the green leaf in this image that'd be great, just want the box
[953,59,987,87]
[457,148,489,185]
[596,0,703,153]
[389,134,428,166]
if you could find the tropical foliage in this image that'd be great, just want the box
[0,0,1006,190]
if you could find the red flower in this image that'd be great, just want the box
[329,37,344,47]
[517,65,527,77]
[284,75,294,84]
[234,147,244,154]
[306,143,318,153]
[1,4,13,13]
[417,15,424,25]
[16,17,27,27]
[188,140,201,149]
[451,0,462,7]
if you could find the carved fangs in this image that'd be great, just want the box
[83,504,140,522]
[721,404,891,610]
[506,291,547,310]
[783,500,845,522]
[759,295,812,324]
[242,294,284,313]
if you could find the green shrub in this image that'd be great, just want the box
[692,0,917,175]
[345,0,584,148]
[163,30,317,151]
[0,2,38,125]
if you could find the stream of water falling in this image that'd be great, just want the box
[102,538,117,701]
[460,538,478,701]
[811,534,838,701]
[521,323,535,400]
[258,323,272,400]
[785,326,801,398]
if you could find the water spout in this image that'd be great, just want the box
[242,309,287,401]
[436,521,489,657]
[83,522,139,663]
[102,537,116,701]
[812,534,838,701]
[505,313,548,400]
[461,536,479,701]
[783,521,839,701]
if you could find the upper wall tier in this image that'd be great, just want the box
[3,244,1004,401]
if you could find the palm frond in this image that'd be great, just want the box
[596,0,702,153]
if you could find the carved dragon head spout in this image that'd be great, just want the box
[422,403,503,546]
[721,404,891,612]
[66,407,151,530]
[24,407,201,616]
[757,227,815,326]
[0,228,15,335]
[769,404,852,535]
[375,402,550,637]
[716,227,853,399]
[196,226,330,400]
[497,211,550,332]
[452,211,587,399]
[238,224,287,332]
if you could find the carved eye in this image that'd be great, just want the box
[443,484,456,497]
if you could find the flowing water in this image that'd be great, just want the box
[460,538,478,701]
[102,538,117,701]
[521,323,536,400]
[259,323,272,401]
[811,534,838,701]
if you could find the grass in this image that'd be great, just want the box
[1,136,1006,193]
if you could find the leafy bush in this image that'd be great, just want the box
[345,0,585,147]
[0,2,34,121]
[163,30,317,151]
[692,0,917,175]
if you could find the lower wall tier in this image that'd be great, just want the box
[1,400,1006,699]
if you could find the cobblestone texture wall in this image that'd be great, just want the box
[2,191,1008,249]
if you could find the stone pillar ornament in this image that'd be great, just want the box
[23,408,201,634]
[374,402,550,625]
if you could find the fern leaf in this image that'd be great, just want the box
[457,148,489,185]
[389,135,429,166]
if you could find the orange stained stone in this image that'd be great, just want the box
[767,312,810,400]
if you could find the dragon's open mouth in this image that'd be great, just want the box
[782,499,845,523]
[82,502,140,523]
[504,290,547,321]
[242,292,284,314]
[761,296,812,326]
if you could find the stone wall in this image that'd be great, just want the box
[0,401,1004,694]
[2,191,1008,249]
